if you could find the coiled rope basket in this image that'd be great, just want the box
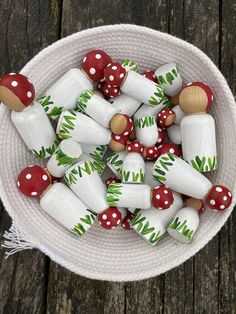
[0,24,236,281]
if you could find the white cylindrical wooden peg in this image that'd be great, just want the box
[11,102,58,159]
[134,96,172,119]
[134,116,158,146]
[122,152,145,184]
[78,152,106,175]
[153,153,212,199]
[131,192,183,245]
[38,69,93,120]
[65,160,108,214]
[47,140,82,178]
[106,151,128,179]
[144,162,160,187]
[167,124,182,145]
[40,182,96,236]
[155,63,183,97]
[107,183,151,209]
[56,110,111,145]
[172,105,186,125]
[77,90,119,127]
[121,71,164,107]
[80,143,107,160]
[167,207,199,243]
[181,114,217,172]
[108,93,141,116]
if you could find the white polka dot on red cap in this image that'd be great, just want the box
[228,192,232,197]
[42,175,48,181]
[149,150,153,153]
[31,191,37,196]
[11,81,18,87]
[112,66,117,70]
[210,199,216,205]
[95,54,101,59]
[83,56,87,63]
[105,89,109,93]
[109,75,114,81]
[135,144,139,147]
[215,187,222,192]
[26,173,32,179]
[117,219,120,224]
[164,201,169,205]
[114,89,118,93]
[102,214,107,220]
[112,213,117,218]
[156,194,160,199]
[106,221,111,225]
[169,148,175,153]
[128,147,131,151]
[115,135,120,140]
[9,73,16,75]
[164,190,168,194]
[223,196,227,201]
[17,181,20,187]
[220,205,225,209]
[123,132,129,136]
[120,73,124,78]
[90,68,96,75]
[27,91,32,98]
[163,115,166,118]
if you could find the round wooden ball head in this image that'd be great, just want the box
[109,114,133,136]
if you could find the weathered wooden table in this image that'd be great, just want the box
[0,1,235,313]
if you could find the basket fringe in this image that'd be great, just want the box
[1,222,35,258]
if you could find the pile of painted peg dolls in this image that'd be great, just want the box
[0,49,233,246]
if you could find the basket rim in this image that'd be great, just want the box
[1,24,236,282]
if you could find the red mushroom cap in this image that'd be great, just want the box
[97,81,121,98]
[98,207,122,229]
[109,133,129,152]
[205,185,233,211]
[105,177,121,187]
[151,185,174,210]
[0,73,35,111]
[81,49,112,83]
[110,114,134,136]
[156,127,166,145]
[121,212,134,230]
[186,197,205,214]
[17,165,52,198]
[104,62,127,86]
[142,145,158,160]
[142,70,158,83]
[156,143,182,157]
[157,108,176,128]
[126,140,144,154]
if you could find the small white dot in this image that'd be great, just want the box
[83,56,87,63]
[112,213,117,218]
[26,174,32,179]
[169,148,175,153]
[27,91,32,98]
[149,150,153,154]
[216,187,223,192]
[159,207,163,210]
[42,175,48,181]
[154,147,158,151]
[158,113,161,117]
[220,205,225,209]
[122,223,126,228]
[9,73,16,75]
[114,89,118,93]
[128,147,131,151]
[108,85,111,88]
[112,66,117,70]
[164,201,169,205]
[117,219,120,224]
[135,144,139,147]
[89,68,96,75]
[29,165,34,167]
[120,73,124,78]
[223,196,227,201]
[228,192,232,197]
[210,199,216,205]
[141,148,144,152]
[109,75,114,81]
[11,81,18,87]
[102,214,107,220]
[156,194,160,199]
[31,191,37,196]
[99,221,102,225]
[17,181,20,187]
[163,115,167,118]
[115,135,120,140]
[158,139,162,143]
[154,186,160,189]
[95,54,101,59]
[129,118,132,122]
[164,190,168,194]
[111,226,116,229]
[105,89,109,93]
[124,132,129,136]
[106,221,111,225]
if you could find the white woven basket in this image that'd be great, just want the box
[1,24,236,281]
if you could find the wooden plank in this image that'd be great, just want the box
[0,1,61,313]
[218,1,236,313]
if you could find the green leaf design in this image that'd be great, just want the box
[71,209,96,236]
[166,72,175,85]
[107,153,124,174]
[38,95,63,120]
[54,147,79,167]
[168,217,194,241]
[107,183,122,206]
[58,110,77,140]
[190,155,217,172]
[77,89,96,112]
[153,153,176,183]
[134,116,155,129]
[31,139,59,159]
[148,84,164,108]
[65,161,96,186]
[121,59,138,72]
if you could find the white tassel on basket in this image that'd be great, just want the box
[1,222,35,257]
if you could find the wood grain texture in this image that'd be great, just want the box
[0,0,236,313]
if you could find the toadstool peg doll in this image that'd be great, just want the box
[155,63,183,97]
[121,212,134,230]
[157,108,176,128]
[107,182,174,210]
[17,166,96,236]
[179,82,217,172]
[98,207,122,229]
[97,81,121,98]
[0,73,58,159]
[104,62,165,107]
[131,192,183,245]
[142,145,159,160]
[153,153,233,211]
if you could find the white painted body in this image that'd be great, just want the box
[155,63,182,97]
[134,96,170,119]
[121,71,164,107]
[80,143,107,160]
[56,110,111,145]
[40,182,95,234]
[65,160,108,214]
[167,124,182,144]
[134,115,158,146]
[144,162,160,187]
[78,152,106,175]
[172,105,186,124]
[106,151,128,179]
[153,153,213,199]
[107,183,151,209]
[80,93,119,127]
[131,192,183,245]
[11,102,57,158]
[167,207,199,243]
[47,140,82,178]
[181,113,217,172]
[38,69,93,119]
[122,153,145,184]
[109,93,141,116]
